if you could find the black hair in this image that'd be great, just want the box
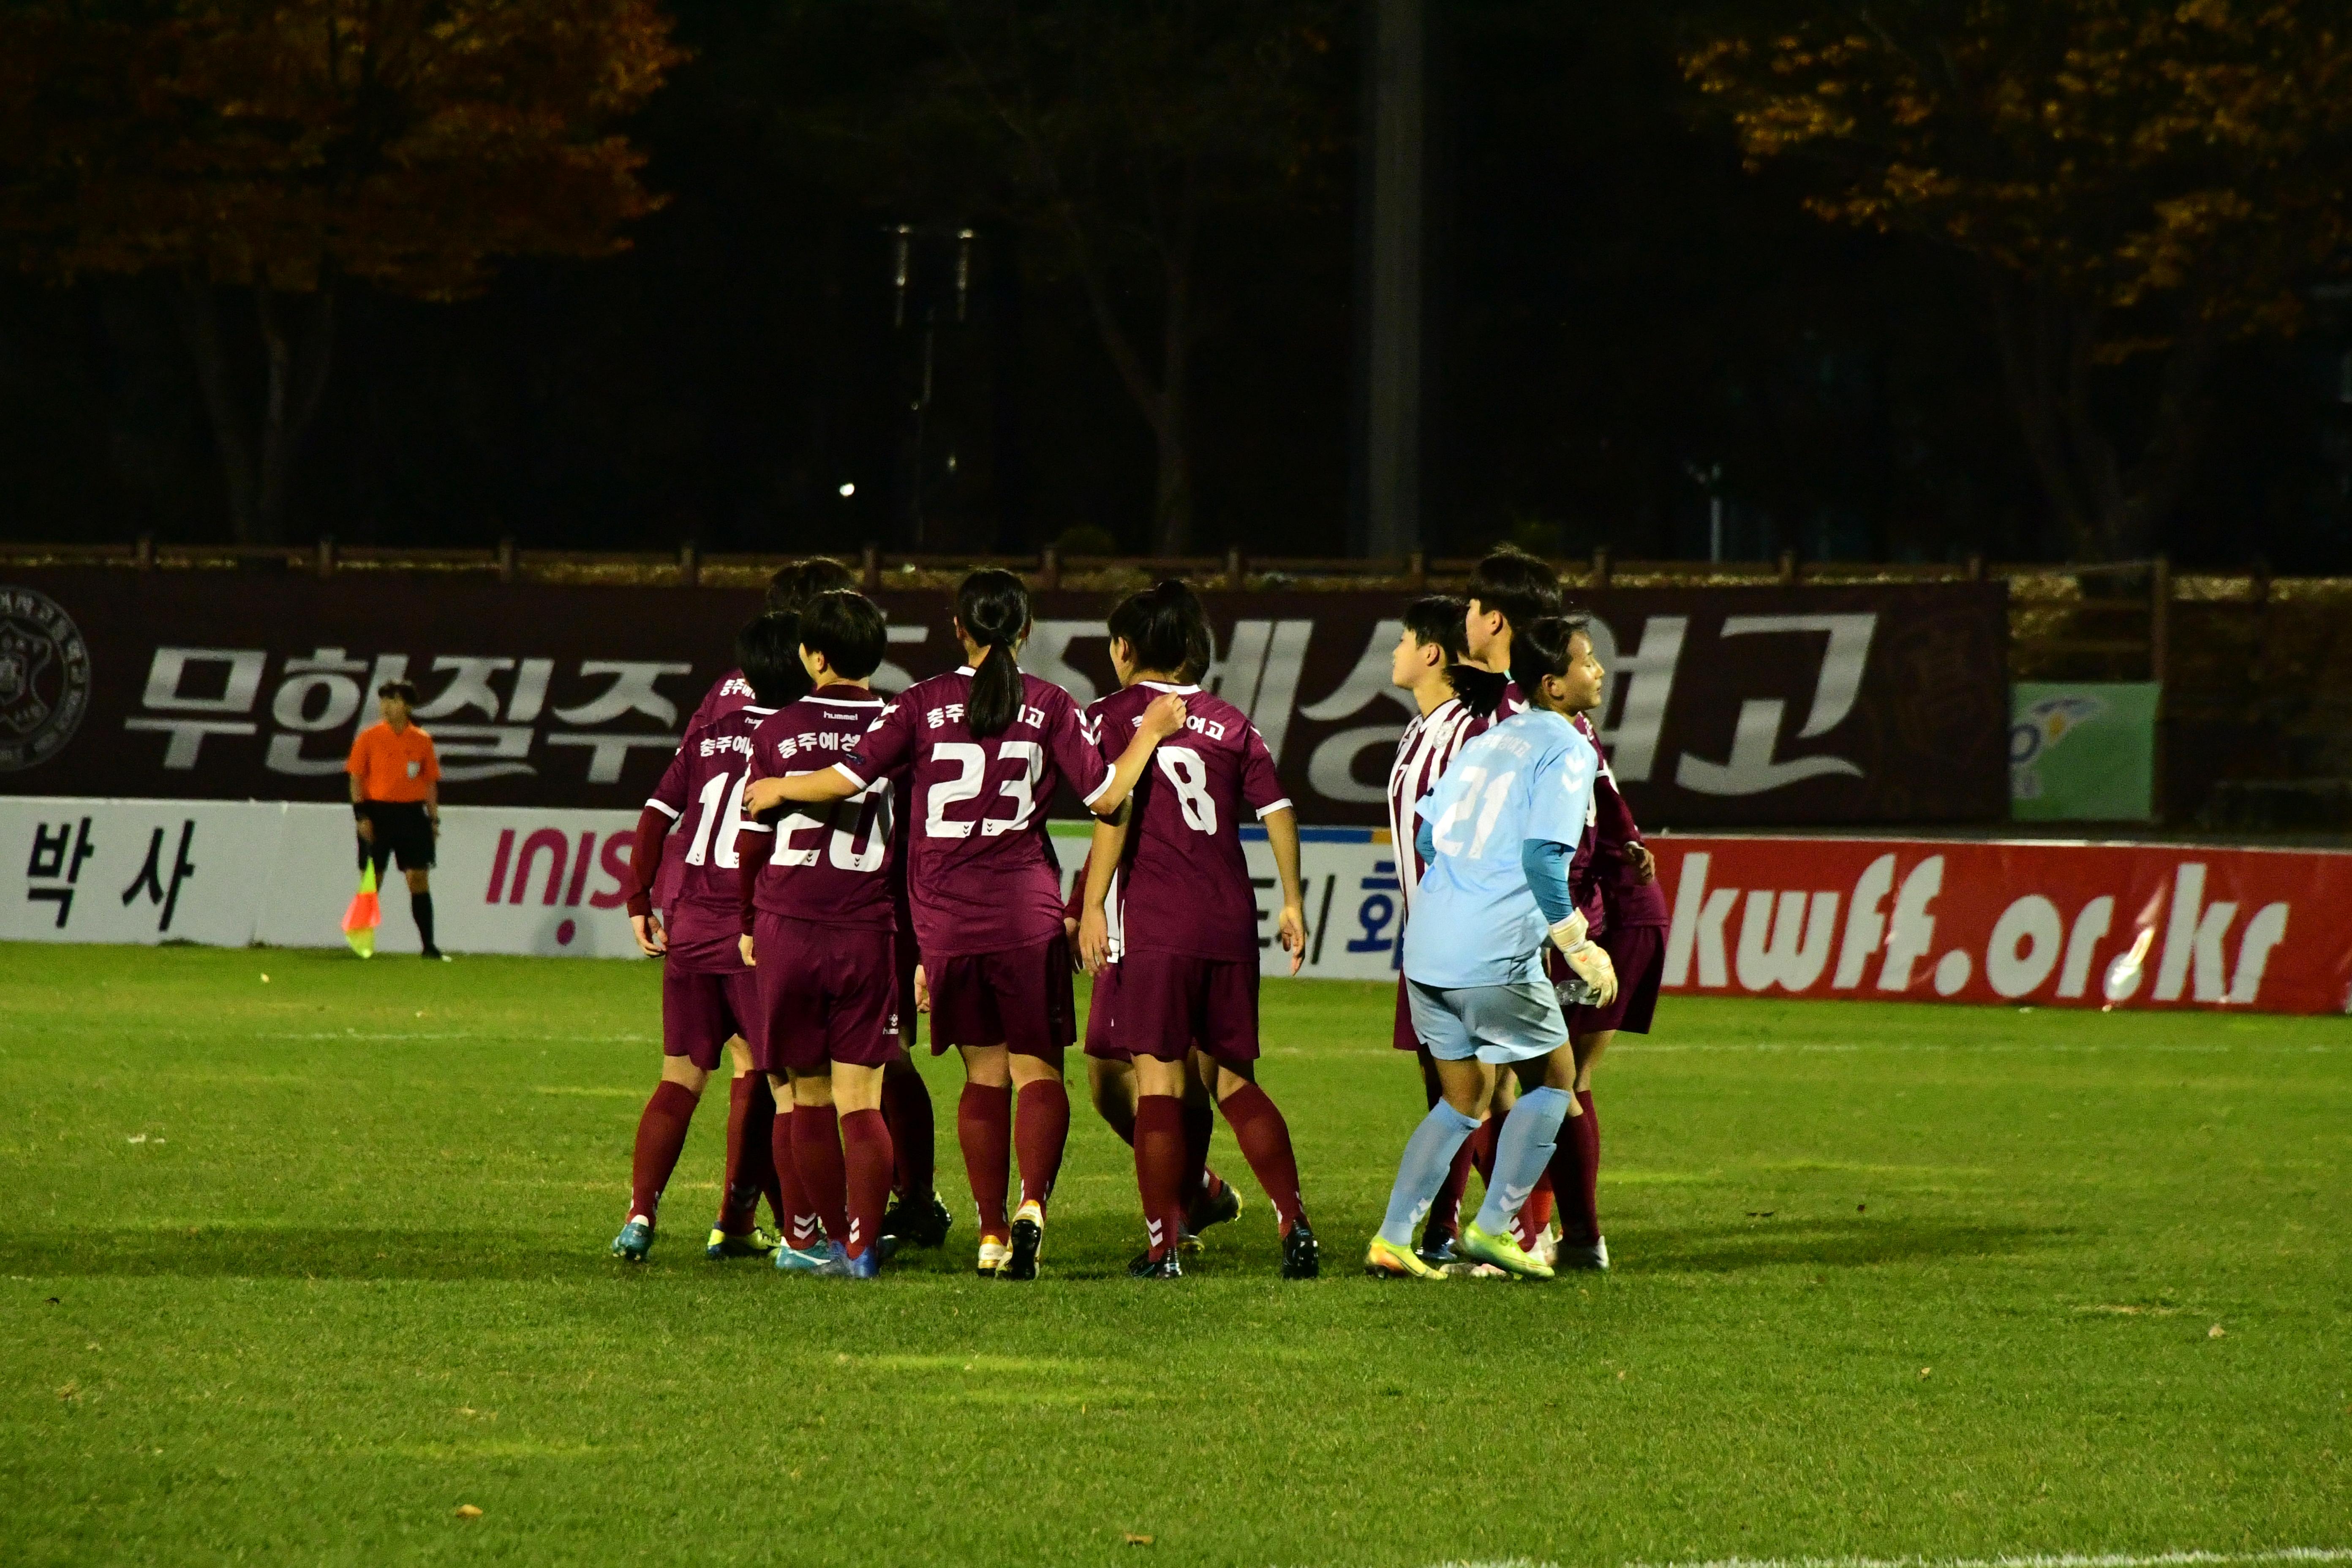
[735,612,808,708]
[1514,613,1595,694]
[1400,595,1469,662]
[798,590,886,681]
[1467,545,1563,632]
[765,557,858,615]
[377,679,420,705]
[1107,579,1213,683]
[956,568,1032,739]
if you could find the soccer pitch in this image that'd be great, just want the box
[2,946,2344,1567]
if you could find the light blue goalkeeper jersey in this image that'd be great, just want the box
[1402,707,1598,989]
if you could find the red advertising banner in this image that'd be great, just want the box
[1653,836,2352,1015]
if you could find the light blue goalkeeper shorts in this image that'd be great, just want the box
[1404,977,1567,1065]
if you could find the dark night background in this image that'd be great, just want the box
[3,1,2347,569]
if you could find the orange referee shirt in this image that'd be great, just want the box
[348,722,440,803]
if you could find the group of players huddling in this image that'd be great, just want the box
[608,545,1663,1282]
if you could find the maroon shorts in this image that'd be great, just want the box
[1116,949,1259,1066]
[929,935,1077,1060]
[662,965,763,1071]
[1082,961,1125,1063]
[1391,972,1421,1053]
[753,913,901,1071]
[1569,923,1666,1036]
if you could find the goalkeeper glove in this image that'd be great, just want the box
[1548,911,1619,1007]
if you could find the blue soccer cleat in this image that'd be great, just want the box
[610,1216,654,1263]
[812,1244,879,1280]
[774,1238,833,1274]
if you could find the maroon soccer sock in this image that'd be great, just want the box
[1515,1174,1558,1251]
[1468,1113,1500,1192]
[957,1083,1013,1242]
[628,1080,699,1224]
[880,1063,935,1203]
[1181,1094,1214,1200]
[745,1075,789,1233]
[1571,1089,1603,1244]
[1217,1083,1304,1236]
[771,1109,821,1251]
[840,1109,896,1260]
[1133,1094,1188,1261]
[1014,1078,1071,1214]
[715,1075,754,1233]
[790,1104,849,1247]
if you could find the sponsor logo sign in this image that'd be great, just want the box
[1650,836,2352,1015]
[0,586,92,772]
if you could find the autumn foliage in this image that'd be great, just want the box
[1686,0,2352,557]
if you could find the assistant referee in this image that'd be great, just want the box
[347,679,448,961]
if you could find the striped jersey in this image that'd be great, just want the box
[1386,686,1525,916]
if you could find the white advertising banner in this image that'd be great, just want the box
[0,798,1409,976]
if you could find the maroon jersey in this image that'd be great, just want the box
[1582,713,1669,929]
[746,691,901,930]
[1089,681,1288,964]
[839,667,1114,958]
[1386,683,1527,920]
[644,704,776,970]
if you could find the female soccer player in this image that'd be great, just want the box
[1551,702,1667,1272]
[738,590,905,1279]
[1075,581,1316,1279]
[1383,596,1511,1264]
[746,569,1188,1280]
[1366,614,1617,1280]
[610,615,792,1263]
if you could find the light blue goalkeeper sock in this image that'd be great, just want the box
[1376,1102,1482,1248]
[1473,1086,1573,1235]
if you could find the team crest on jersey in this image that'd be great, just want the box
[0,586,92,772]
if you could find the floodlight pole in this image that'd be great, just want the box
[1353,0,1426,562]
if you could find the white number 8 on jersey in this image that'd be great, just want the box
[1156,746,1217,833]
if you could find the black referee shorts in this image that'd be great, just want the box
[357,801,436,874]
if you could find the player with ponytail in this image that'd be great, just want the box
[1076,580,1319,1277]
[749,569,1190,1280]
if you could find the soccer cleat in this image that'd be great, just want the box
[1364,1235,1442,1279]
[421,947,452,962]
[879,1189,954,1250]
[610,1216,653,1263]
[975,1236,1013,1277]
[1416,1232,1459,1269]
[1281,1216,1320,1280]
[1456,1220,1555,1280]
[1183,1174,1243,1238]
[705,1226,780,1261]
[1554,1235,1610,1271]
[774,1239,833,1274]
[812,1242,879,1280]
[1127,1250,1183,1279]
[999,1201,1045,1281]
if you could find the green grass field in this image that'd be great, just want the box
[1,944,2346,1567]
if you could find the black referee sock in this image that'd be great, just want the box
[411,890,437,952]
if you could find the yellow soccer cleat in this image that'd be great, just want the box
[1456,1220,1555,1280]
[1364,1235,1443,1279]
[976,1236,1013,1278]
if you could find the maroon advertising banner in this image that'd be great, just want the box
[0,569,2006,826]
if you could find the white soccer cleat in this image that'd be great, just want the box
[976,1236,1013,1278]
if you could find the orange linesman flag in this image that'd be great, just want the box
[343,861,381,958]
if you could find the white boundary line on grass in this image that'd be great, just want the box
[1409,1551,2352,1568]
[1616,1550,2352,1568]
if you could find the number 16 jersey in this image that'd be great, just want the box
[1088,680,1290,964]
